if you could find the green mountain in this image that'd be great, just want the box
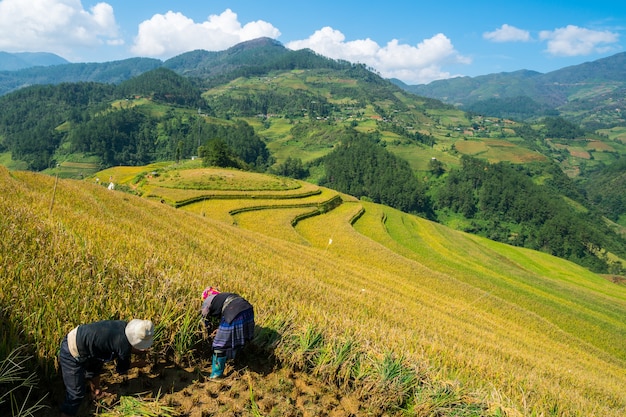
[163,37,291,79]
[0,37,337,96]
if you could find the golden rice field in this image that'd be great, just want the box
[1,164,626,416]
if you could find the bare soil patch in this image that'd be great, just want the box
[39,344,373,417]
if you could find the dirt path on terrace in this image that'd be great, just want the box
[38,344,369,417]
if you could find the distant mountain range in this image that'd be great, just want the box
[0,51,69,71]
[394,52,626,128]
[2,41,625,128]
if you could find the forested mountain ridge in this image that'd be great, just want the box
[0,39,625,275]
[399,52,626,129]
[2,37,626,130]
[162,37,294,80]
[0,37,343,96]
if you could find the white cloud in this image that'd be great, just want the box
[483,24,531,42]
[539,25,619,56]
[131,8,280,58]
[0,0,121,57]
[286,27,470,84]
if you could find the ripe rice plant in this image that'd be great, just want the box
[246,374,263,417]
[2,165,626,416]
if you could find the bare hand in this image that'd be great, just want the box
[91,389,112,401]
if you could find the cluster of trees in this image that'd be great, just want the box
[581,158,626,222]
[432,155,626,272]
[541,116,586,139]
[199,120,271,169]
[464,96,557,121]
[68,107,154,166]
[320,128,431,216]
[67,109,271,170]
[271,156,309,179]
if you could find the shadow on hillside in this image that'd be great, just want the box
[0,308,57,417]
[232,338,278,376]
[0,308,81,417]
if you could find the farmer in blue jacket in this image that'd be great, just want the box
[58,319,154,416]
[201,287,255,378]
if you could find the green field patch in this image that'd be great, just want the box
[455,140,488,155]
[149,168,302,191]
[111,97,151,109]
[598,126,626,143]
[0,151,28,170]
[427,108,470,126]
[55,120,71,132]
[259,117,297,140]
[92,162,171,185]
[387,143,441,172]
[54,161,101,179]
[586,140,615,152]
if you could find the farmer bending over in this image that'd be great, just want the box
[58,319,154,417]
[201,287,254,378]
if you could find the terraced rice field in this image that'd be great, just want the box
[4,163,626,416]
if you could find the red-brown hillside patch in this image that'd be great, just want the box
[569,148,591,159]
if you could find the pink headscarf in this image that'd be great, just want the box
[201,286,220,317]
[202,286,220,300]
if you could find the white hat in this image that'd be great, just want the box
[125,319,154,350]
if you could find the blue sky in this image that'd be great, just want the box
[0,0,624,84]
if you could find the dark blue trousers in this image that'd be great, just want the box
[58,336,102,416]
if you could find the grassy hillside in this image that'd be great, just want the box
[2,164,626,416]
[201,67,626,179]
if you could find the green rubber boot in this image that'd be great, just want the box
[210,351,227,379]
